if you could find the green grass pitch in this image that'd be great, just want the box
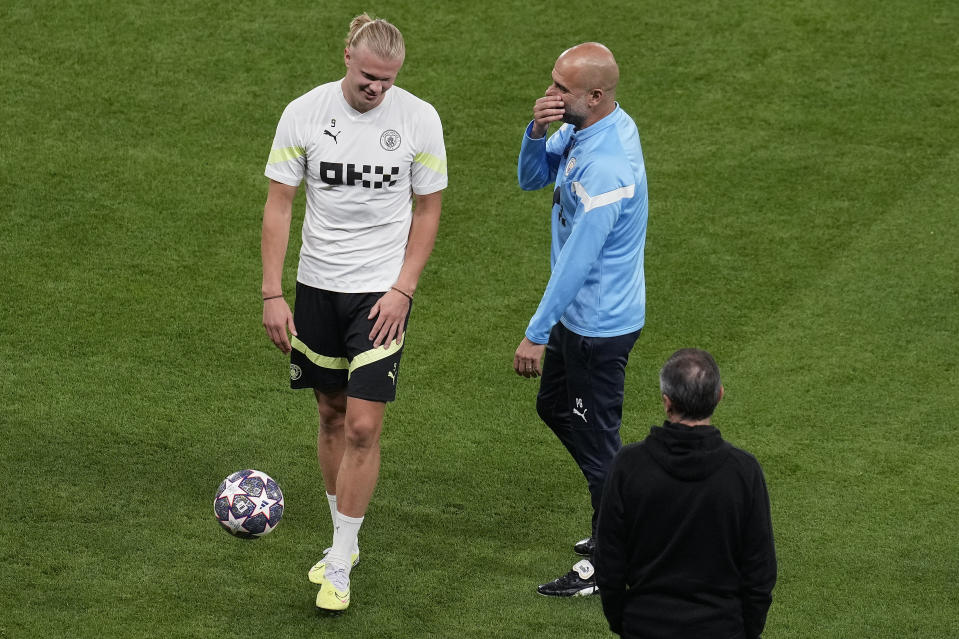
[2,1,957,637]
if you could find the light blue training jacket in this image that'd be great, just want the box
[518,104,649,344]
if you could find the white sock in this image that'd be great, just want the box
[324,493,359,554]
[326,492,337,527]
[328,511,364,574]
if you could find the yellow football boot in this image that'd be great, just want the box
[308,547,360,584]
[316,565,350,612]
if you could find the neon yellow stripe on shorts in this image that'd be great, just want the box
[349,335,405,378]
[291,336,348,370]
[413,152,447,176]
[291,335,404,379]
[268,146,306,165]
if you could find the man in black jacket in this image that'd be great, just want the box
[594,349,776,639]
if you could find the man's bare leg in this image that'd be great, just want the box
[315,389,347,497]
[326,397,386,571]
[336,397,385,515]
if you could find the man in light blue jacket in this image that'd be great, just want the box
[513,42,649,598]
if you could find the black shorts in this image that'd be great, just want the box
[289,282,409,402]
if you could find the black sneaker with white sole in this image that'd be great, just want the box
[536,559,599,597]
[573,536,595,557]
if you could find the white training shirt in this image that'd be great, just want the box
[265,81,448,293]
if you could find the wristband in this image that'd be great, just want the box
[262,294,283,301]
[390,286,413,301]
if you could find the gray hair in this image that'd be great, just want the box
[345,13,405,61]
[659,348,723,420]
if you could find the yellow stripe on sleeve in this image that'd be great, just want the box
[413,152,447,176]
[268,146,306,165]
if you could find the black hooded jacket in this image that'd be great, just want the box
[595,421,777,639]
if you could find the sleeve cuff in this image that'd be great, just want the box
[264,168,302,188]
[524,120,545,141]
[524,323,550,345]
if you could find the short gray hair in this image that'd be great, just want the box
[659,349,723,420]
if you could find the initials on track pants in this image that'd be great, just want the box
[536,322,641,539]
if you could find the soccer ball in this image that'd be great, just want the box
[214,469,284,539]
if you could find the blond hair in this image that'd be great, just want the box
[345,13,405,60]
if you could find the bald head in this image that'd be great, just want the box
[556,42,619,96]
[547,42,619,130]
